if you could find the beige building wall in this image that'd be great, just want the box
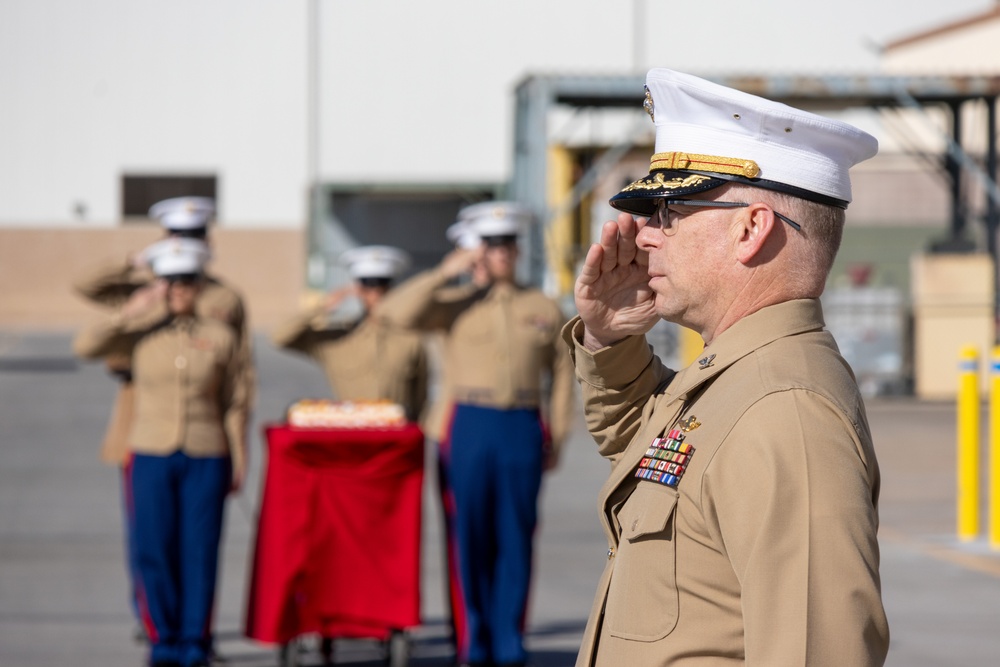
[911,252,996,399]
[0,227,306,331]
[882,14,1000,75]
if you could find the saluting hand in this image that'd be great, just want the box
[323,284,358,312]
[120,280,168,320]
[440,247,482,280]
[575,212,659,351]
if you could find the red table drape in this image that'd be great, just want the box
[244,422,424,644]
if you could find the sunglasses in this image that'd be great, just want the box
[650,199,802,236]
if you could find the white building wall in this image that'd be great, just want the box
[0,0,992,228]
[0,1,308,227]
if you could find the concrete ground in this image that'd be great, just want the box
[1,331,999,667]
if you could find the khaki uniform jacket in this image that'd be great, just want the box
[563,299,889,666]
[271,305,429,423]
[379,267,575,456]
[73,258,255,464]
[73,313,250,476]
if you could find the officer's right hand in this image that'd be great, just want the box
[439,247,481,279]
[575,212,659,351]
[120,281,167,320]
[323,284,357,311]
[129,250,150,270]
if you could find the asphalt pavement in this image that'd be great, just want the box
[1,330,999,667]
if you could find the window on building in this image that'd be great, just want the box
[328,188,496,274]
[121,174,217,220]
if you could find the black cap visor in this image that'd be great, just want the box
[610,169,850,217]
[167,228,208,239]
[609,171,727,217]
[162,272,203,285]
[357,276,393,288]
[482,234,518,247]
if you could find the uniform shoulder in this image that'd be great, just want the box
[203,274,245,304]
[436,282,481,303]
[516,286,567,315]
[733,330,862,413]
[380,318,424,341]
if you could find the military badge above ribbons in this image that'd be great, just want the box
[635,427,695,488]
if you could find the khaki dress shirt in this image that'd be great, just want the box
[379,267,575,458]
[271,305,429,423]
[563,299,889,666]
[73,258,254,464]
[73,313,250,477]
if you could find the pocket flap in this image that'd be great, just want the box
[618,482,678,541]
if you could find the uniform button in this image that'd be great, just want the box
[175,356,187,369]
[607,547,615,559]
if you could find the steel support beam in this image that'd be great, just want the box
[510,73,1000,292]
[948,100,966,242]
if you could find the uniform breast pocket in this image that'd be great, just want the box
[605,482,679,641]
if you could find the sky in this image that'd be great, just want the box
[632,0,995,74]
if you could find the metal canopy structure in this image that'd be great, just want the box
[510,73,1000,289]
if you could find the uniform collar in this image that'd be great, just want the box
[665,298,826,402]
[168,313,199,330]
[597,299,827,510]
[488,281,519,296]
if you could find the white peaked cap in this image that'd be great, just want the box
[340,245,411,280]
[458,201,533,238]
[610,69,879,216]
[446,221,482,250]
[143,237,211,277]
[148,196,216,231]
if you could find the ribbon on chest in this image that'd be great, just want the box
[634,415,700,488]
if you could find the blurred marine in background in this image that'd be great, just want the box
[73,237,250,667]
[271,244,428,423]
[379,202,575,667]
[71,196,254,652]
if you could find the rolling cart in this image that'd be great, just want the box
[244,422,425,666]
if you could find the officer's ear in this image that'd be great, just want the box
[733,203,781,266]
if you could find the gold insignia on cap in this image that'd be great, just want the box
[619,173,713,193]
[650,152,760,179]
[643,85,654,122]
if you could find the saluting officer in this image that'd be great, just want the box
[73,196,253,462]
[73,238,250,667]
[71,196,253,644]
[379,202,575,667]
[271,245,428,423]
[566,69,889,666]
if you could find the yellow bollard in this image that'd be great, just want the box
[991,346,1000,550]
[678,326,704,367]
[957,345,980,542]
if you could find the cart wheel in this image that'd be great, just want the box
[320,636,334,665]
[279,639,302,667]
[385,630,409,667]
